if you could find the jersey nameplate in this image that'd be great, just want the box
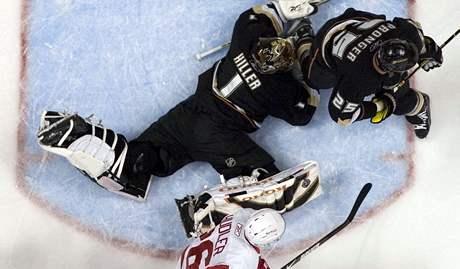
[214,214,233,255]
[233,53,262,90]
[332,21,397,62]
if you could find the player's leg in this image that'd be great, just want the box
[405,91,430,139]
[187,118,279,180]
[176,117,321,236]
[304,49,337,90]
[391,84,431,139]
[131,100,196,178]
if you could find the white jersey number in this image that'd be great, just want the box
[332,92,359,113]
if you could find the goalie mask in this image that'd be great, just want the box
[251,37,295,74]
[244,209,286,248]
[376,39,419,73]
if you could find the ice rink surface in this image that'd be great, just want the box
[1,0,459,268]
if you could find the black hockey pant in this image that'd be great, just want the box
[125,96,278,179]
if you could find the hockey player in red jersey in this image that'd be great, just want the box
[176,208,284,269]
[293,8,443,139]
[36,1,322,201]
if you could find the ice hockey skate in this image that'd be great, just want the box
[175,161,322,237]
[37,111,151,201]
[405,92,431,139]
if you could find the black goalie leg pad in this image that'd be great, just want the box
[38,111,91,147]
[175,194,226,238]
[175,196,198,237]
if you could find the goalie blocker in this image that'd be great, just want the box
[37,111,151,201]
[176,161,321,237]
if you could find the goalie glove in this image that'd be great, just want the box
[271,0,316,21]
[419,36,443,72]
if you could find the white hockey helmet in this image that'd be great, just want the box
[271,0,316,20]
[244,209,286,247]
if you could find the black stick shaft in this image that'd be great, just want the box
[395,28,460,90]
[280,183,372,269]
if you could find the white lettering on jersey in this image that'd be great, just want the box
[364,35,376,44]
[233,53,245,63]
[233,53,262,90]
[351,46,361,55]
[332,19,385,59]
[332,92,361,126]
[346,52,357,62]
[331,21,397,62]
[214,215,233,255]
[177,209,261,269]
[332,92,345,109]
[332,92,359,113]
[343,102,359,113]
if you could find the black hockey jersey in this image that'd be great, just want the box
[313,8,425,124]
[195,5,314,132]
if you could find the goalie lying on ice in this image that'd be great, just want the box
[35,2,320,201]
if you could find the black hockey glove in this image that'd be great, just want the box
[419,36,443,72]
[290,19,314,63]
[371,92,396,124]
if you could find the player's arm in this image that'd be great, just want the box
[230,9,279,52]
[393,17,425,50]
[339,7,386,20]
[251,4,286,37]
[252,1,318,37]
[393,17,443,71]
[329,83,398,126]
[241,1,318,42]
[269,80,320,126]
[328,87,367,126]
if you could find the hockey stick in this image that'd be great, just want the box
[195,42,231,61]
[195,1,332,61]
[394,28,460,92]
[279,182,372,269]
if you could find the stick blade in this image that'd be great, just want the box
[346,183,372,222]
